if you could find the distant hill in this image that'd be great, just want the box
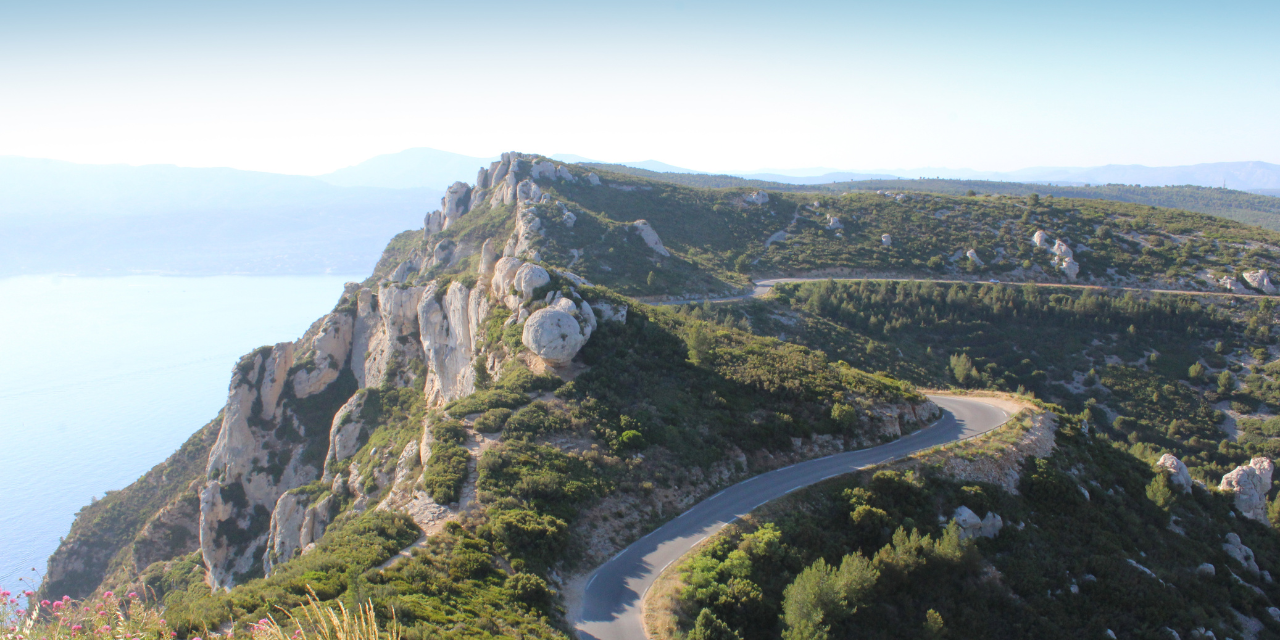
[0,157,437,276]
[581,164,1280,233]
[315,147,499,189]
[741,170,901,183]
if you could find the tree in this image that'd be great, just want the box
[949,353,975,386]
[923,609,946,639]
[647,271,658,288]
[688,609,740,640]
[1146,472,1174,509]
[1217,370,1235,394]
[1029,193,1040,206]
[686,323,715,366]
[734,253,752,273]
[1188,362,1205,381]
[966,189,976,197]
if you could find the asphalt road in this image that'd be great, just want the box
[571,395,1012,640]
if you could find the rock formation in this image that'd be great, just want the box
[1223,532,1260,574]
[1219,276,1246,293]
[633,220,671,256]
[1244,270,1277,294]
[1156,454,1193,493]
[825,215,843,230]
[952,506,1004,539]
[966,249,984,266]
[442,182,472,224]
[744,190,769,205]
[1219,457,1274,524]
[587,172,601,186]
[1033,230,1049,249]
[1051,239,1073,259]
[881,234,892,247]
[1060,257,1080,280]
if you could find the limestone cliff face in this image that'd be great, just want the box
[49,150,621,596]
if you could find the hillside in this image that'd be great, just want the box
[587,162,1280,234]
[38,152,1280,640]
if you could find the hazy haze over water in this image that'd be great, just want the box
[0,275,359,592]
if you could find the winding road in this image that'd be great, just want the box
[570,395,1014,640]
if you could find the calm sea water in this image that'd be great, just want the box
[0,275,361,593]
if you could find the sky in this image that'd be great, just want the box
[2,0,1278,176]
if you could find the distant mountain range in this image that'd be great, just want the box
[3,149,1278,277]
[0,157,439,276]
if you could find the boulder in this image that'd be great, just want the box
[1155,454,1193,493]
[633,220,672,256]
[587,172,601,186]
[1220,276,1246,293]
[1196,563,1216,577]
[1033,230,1049,248]
[513,263,551,302]
[1244,270,1277,294]
[825,215,843,230]
[1223,532,1261,573]
[491,257,523,295]
[966,249,984,266]
[881,234,892,247]
[1219,457,1274,524]
[557,165,576,181]
[744,190,769,205]
[522,308,587,366]
[952,506,1003,539]
[1060,257,1080,280]
[1051,239,1074,259]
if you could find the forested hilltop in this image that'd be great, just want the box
[37,152,1280,640]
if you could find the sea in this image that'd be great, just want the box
[0,274,361,593]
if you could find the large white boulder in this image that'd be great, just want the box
[633,220,671,256]
[744,190,769,205]
[881,234,892,247]
[1061,257,1080,280]
[514,263,551,301]
[491,256,523,295]
[1033,230,1050,248]
[1052,239,1074,259]
[1155,453,1193,493]
[952,506,1004,539]
[441,182,472,224]
[1244,270,1277,294]
[1220,457,1274,524]
[966,249,984,266]
[522,308,588,366]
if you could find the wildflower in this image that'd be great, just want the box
[102,592,112,599]
[24,591,33,597]
[40,601,50,608]
[62,597,70,602]
[127,593,137,599]
[159,621,165,625]
[170,633,177,637]
[71,626,82,631]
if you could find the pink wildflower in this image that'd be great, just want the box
[102,592,112,599]
[62,596,71,602]
[127,593,137,599]
[40,600,50,607]
[71,625,83,631]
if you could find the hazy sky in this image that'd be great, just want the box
[3,0,1277,175]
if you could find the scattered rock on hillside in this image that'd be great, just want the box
[881,234,892,247]
[1223,532,1261,573]
[557,165,576,181]
[1219,457,1274,524]
[1052,239,1074,259]
[587,172,601,186]
[1155,453,1193,493]
[953,505,1004,539]
[633,220,671,256]
[1220,276,1247,293]
[1033,230,1050,249]
[966,249,984,266]
[513,263,551,302]
[825,215,843,230]
[744,190,769,205]
[530,161,557,180]
[1244,269,1277,294]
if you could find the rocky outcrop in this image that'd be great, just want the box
[1059,256,1080,280]
[587,172,601,186]
[478,239,498,278]
[263,491,335,575]
[1033,230,1050,248]
[744,190,769,205]
[512,263,551,303]
[935,412,1055,494]
[594,302,628,323]
[966,249,984,266]
[323,392,367,479]
[1219,276,1246,293]
[825,215,843,230]
[1223,532,1260,574]
[1219,457,1274,524]
[1244,270,1277,294]
[292,314,354,399]
[952,506,1003,539]
[508,200,545,259]
[530,161,557,180]
[201,342,316,590]
[442,182,472,224]
[1156,454,1193,493]
[1051,239,1073,259]
[418,280,491,406]
[557,165,576,181]
[881,234,892,247]
[870,400,940,439]
[632,220,671,257]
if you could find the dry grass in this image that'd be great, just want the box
[250,590,394,640]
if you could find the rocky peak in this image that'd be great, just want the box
[1219,457,1274,525]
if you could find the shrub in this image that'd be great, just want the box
[474,408,513,433]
